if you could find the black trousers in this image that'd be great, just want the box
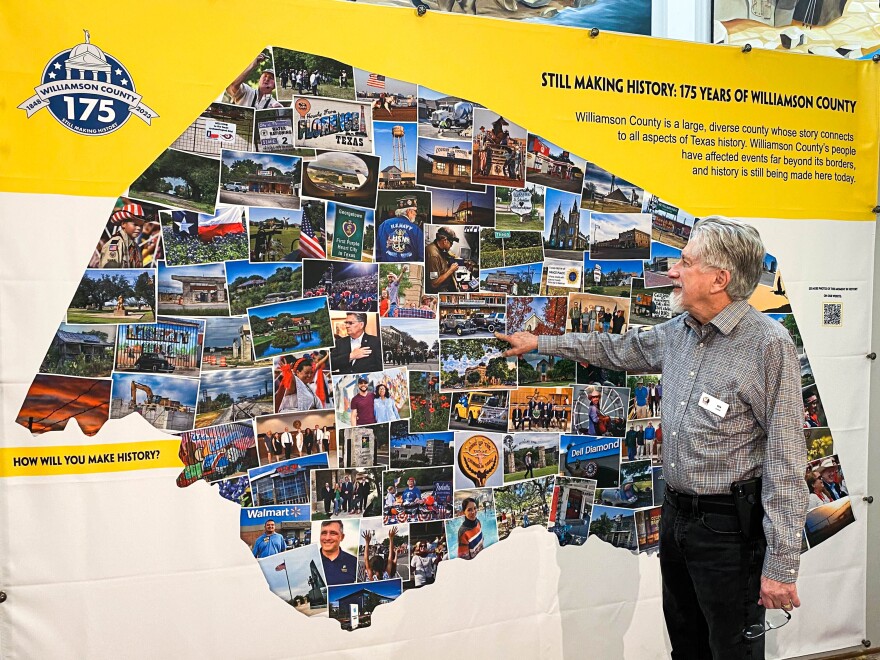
[660,497,766,660]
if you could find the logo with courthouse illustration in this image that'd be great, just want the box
[18,30,158,136]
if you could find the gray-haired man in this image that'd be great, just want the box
[498,216,806,658]
[330,312,382,374]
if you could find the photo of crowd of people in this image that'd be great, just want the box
[302,261,378,313]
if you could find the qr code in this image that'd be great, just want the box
[822,302,842,326]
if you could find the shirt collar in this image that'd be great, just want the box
[684,299,751,336]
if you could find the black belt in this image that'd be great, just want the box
[665,485,738,516]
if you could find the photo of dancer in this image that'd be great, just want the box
[274,351,332,413]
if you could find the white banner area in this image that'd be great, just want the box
[0,193,871,659]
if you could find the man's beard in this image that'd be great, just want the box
[670,288,685,315]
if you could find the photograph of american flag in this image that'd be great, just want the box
[367,73,386,89]
[299,208,326,259]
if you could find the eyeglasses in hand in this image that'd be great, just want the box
[742,609,791,641]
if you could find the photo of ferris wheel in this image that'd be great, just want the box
[571,384,630,437]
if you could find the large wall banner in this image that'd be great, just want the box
[0,1,876,658]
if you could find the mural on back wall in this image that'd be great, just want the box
[14,40,854,631]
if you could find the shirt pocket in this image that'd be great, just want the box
[692,388,739,438]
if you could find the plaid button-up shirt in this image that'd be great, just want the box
[539,299,808,582]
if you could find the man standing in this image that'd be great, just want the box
[319,520,357,585]
[425,228,463,294]
[601,308,612,333]
[644,421,656,459]
[625,425,638,462]
[585,305,597,332]
[633,380,650,419]
[252,520,286,558]
[523,451,534,479]
[476,126,489,176]
[340,474,354,514]
[330,312,383,374]
[280,426,293,460]
[349,377,377,427]
[226,53,283,109]
[655,379,663,415]
[612,309,626,334]
[569,302,582,333]
[385,271,405,317]
[497,216,807,658]
[321,482,334,515]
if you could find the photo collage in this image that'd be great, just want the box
[15,46,852,631]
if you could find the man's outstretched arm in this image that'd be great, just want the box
[495,326,665,373]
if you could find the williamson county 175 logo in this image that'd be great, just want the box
[18,30,158,136]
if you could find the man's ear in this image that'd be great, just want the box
[712,268,732,294]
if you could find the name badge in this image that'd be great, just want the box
[698,392,729,418]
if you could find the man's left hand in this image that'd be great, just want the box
[759,576,800,610]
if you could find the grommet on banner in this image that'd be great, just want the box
[742,44,752,53]
[867,352,876,360]
[872,205,880,213]
[590,27,600,38]
[864,495,875,504]
[0,592,6,604]
[873,53,880,63]
[414,1,429,15]
[862,640,872,648]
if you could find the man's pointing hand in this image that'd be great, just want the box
[495,331,538,357]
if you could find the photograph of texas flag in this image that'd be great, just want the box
[159,206,249,266]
